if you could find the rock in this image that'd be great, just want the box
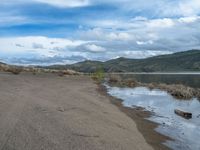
[57,107,65,112]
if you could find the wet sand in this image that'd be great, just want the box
[0,72,153,150]
[98,85,171,150]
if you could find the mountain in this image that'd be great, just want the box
[46,50,200,73]
[47,60,104,73]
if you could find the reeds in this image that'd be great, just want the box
[107,74,200,100]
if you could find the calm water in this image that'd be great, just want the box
[109,73,200,88]
[105,74,200,150]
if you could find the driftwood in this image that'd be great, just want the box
[174,109,192,119]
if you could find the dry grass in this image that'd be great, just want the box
[107,75,139,88]
[108,75,122,83]
[9,68,23,75]
[107,75,200,100]
[0,64,80,76]
[145,83,197,100]
[58,70,80,76]
[1,66,23,75]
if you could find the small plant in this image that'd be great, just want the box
[92,68,105,82]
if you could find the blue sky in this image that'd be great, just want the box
[0,0,200,65]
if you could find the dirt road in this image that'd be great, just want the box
[0,73,153,150]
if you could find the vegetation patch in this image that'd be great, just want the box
[145,83,200,100]
[107,74,200,100]
[91,68,105,83]
[8,67,23,75]
[0,64,80,75]
[108,74,139,87]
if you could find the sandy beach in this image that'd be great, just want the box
[0,72,153,150]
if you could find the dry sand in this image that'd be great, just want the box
[0,72,153,150]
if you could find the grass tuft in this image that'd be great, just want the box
[92,68,105,82]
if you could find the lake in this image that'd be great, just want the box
[105,73,200,150]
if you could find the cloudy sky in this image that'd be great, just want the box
[0,0,200,65]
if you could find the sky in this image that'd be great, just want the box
[0,0,200,65]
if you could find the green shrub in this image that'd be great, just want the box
[92,68,105,82]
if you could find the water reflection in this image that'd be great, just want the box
[106,85,200,150]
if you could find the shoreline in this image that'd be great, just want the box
[106,72,200,75]
[97,84,172,150]
[106,75,200,100]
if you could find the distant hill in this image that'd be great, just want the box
[47,60,104,73]
[45,50,200,73]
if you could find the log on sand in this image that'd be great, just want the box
[174,109,192,119]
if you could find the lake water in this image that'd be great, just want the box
[105,74,200,150]
[108,73,200,88]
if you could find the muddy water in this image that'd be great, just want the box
[106,85,200,150]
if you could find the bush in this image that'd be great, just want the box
[58,70,80,76]
[8,67,22,75]
[123,78,139,87]
[92,68,105,82]
[108,74,121,83]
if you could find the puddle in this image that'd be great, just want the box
[106,85,200,150]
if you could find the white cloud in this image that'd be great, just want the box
[85,44,106,52]
[89,17,177,30]
[2,0,200,16]
[1,0,90,8]
[177,0,200,16]
[0,36,88,58]
[82,16,200,50]
[32,43,45,49]
[93,0,200,17]
[119,50,172,59]
[147,18,175,28]
[108,32,132,41]
[178,16,200,23]
[144,0,200,17]
[0,16,27,26]
[34,0,89,7]
[79,28,134,41]
[136,40,154,45]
